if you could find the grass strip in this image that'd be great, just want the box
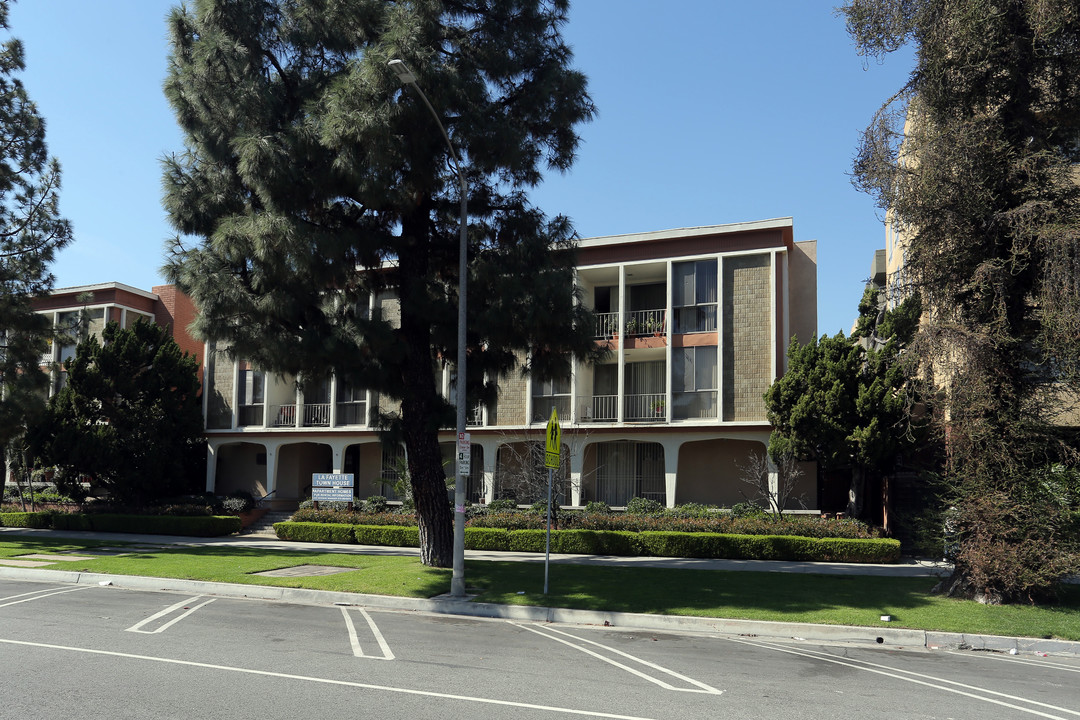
[1,539,1077,641]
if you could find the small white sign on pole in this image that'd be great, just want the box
[457,432,471,476]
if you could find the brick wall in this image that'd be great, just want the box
[722,254,771,421]
[152,285,204,378]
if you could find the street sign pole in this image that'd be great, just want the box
[545,464,552,595]
[543,406,560,595]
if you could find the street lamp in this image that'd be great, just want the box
[389,59,469,598]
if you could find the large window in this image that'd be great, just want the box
[532,375,571,422]
[673,260,718,333]
[238,368,265,426]
[673,346,718,419]
[336,382,367,426]
[594,441,665,506]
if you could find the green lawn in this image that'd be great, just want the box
[2,537,1078,641]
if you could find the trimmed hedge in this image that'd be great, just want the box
[354,524,420,547]
[0,512,52,529]
[0,512,240,537]
[273,521,358,544]
[273,522,901,563]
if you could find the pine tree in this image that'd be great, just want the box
[0,0,72,469]
[29,320,205,505]
[161,0,601,566]
[842,0,1080,602]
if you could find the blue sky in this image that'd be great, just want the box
[9,1,913,336]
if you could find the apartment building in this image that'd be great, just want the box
[33,282,202,394]
[202,218,819,510]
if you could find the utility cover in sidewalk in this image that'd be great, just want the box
[253,565,356,577]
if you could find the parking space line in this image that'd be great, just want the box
[946,650,1080,674]
[728,637,1079,720]
[0,586,90,608]
[341,607,394,659]
[512,623,723,695]
[126,596,215,634]
[0,637,660,719]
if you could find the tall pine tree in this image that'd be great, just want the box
[161,0,601,566]
[842,0,1080,602]
[0,0,72,470]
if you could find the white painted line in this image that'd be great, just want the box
[359,608,395,660]
[342,606,364,657]
[126,596,215,634]
[946,650,1080,674]
[513,623,722,695]
[0,637,660,720]
[340,608,394,660]
[0,586,90,608]
[729,637,1079,720]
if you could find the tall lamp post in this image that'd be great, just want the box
[389,59,469,597]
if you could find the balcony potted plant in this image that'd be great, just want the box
[625,317,639,335]
[646,317,663,336]
[651,399,665,416]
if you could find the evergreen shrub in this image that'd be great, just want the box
[0,512,52,528]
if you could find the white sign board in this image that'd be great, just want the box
[457,432,471,476]
[312,472,354,502]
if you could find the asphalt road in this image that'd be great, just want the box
[1,577,1078,720]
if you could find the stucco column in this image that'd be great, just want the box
[661,438,681,508]
[205,441,218,493]
[264,442,278,499]
[480,438,497,504]
[329,440,348,474]
[767,455,780,514]
[569,440,586,506]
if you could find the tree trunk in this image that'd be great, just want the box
[397,213,454,568]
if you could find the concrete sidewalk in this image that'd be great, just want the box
[1,527,1076,657]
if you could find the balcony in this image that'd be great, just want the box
[625,392,667,421]
[302,403,331,427]
[269,404,296,427]
[580,393,667,422]
[593,309,667,339]
[623,309,666,337]
[467,401,484,427]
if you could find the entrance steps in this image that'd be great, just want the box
[242,510,293,537]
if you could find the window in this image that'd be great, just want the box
[672,346,718,419]
[238,368,265,426]
[593,441,665,506]
[623,361,666,420]
[532,374,571,422]
[336,381,367,426]
[673,260,718,333]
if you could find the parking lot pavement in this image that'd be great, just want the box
[1,576,1078,720]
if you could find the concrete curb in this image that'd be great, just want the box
[2,566,1076,657]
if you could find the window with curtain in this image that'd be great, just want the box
[672,260,718,333]
[672,346,718,419]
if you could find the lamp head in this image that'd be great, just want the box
[388,59,416,85]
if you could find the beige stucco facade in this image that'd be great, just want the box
[201,218,820,511]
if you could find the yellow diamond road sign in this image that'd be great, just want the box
[545,407,561,469]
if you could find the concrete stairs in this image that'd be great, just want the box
[242,510,293,537]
